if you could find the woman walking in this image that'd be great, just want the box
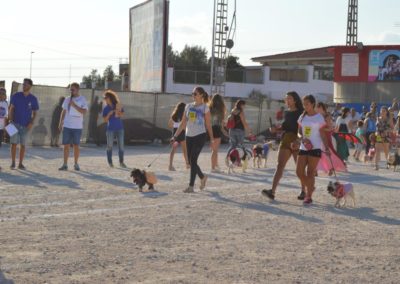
[296,95,329,204]
[374,106,394,170]
[316,102,346,175]
[363,112,377,159]
[168,102,189,171]
[209,94,227,173]
[261,91,304,200]
[172,87,215,193]
[102,90,127,168]
[228,100,251,151]
[335,107,351,162]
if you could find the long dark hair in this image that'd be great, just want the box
[287,91,304,112]
[234,99,246,111]
[301,94,316,118]
[171,102,186,122]
[209,94,226,117]
[341,107,350,119]
[317,102,327,113]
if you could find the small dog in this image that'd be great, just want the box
[327,181,356,208]
[252,142,273,168]
[130,168,157,192]
[226,147,252,174]
[387,151,400,171]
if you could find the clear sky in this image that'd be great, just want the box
[1,0,399,92]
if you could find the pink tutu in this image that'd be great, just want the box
[317,151,347,173]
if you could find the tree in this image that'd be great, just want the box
[103,65,115,82]
[81,66,116,89]
[175,45,209,69]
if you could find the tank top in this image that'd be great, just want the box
[233,110,244,130]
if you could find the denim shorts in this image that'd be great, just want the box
[10,124,29,145]
[62,127,82,145]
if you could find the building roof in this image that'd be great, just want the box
[252,46,336,64]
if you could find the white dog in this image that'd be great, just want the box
[225,147,252,174]
[327,181,356,208]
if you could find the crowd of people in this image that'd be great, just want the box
[1,81,399,205]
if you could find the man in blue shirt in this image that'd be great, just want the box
[8,78,39,170]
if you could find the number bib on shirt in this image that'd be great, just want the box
[304,126,312,138]
[188,109,197,122]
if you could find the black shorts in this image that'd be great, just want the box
[212,125,223,139]
[298,149,322,158]
[173,128,186,142]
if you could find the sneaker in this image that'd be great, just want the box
[261,189,275,200]
[74,164,80,171]
[108,163,114,168]
[200,175,208,190]
[168,165,176,171]
[119,162,127,168]
[18,164,26,170]
[10,162,16,170]
[58,164,68,171]
[303,197,313,205]
[183,186,194,193]
[297,191,306,200]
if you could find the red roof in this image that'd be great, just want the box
[252,46,337,62]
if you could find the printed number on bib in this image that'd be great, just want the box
[188,110,197,122]
[304,126,312,138]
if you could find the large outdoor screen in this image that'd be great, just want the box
[129,0,168,92]
[368,50,400,81]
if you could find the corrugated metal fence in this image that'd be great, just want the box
[10,82,284,146]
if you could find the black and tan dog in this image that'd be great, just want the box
[130,168,158,192]
[387,151,400,171]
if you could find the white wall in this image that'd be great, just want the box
[165,67,334,102]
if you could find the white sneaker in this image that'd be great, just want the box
[183,186,194,193]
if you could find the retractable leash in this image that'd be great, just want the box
[326,151,339,182]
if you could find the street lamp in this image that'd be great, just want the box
[29,51,35,78]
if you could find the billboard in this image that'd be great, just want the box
[129,0,169,92]
[368,50,400,81]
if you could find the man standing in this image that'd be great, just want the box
[58,83,88,171]
[8,78,39,169]
[0,87,8,147]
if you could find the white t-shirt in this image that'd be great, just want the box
[335,116,351,128]
[0,101,9,129]
[185,103,209,137]
[298,113,326,151]
[62,96,88,129]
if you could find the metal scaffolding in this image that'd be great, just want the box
[346,0,358,46]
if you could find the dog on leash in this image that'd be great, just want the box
[327,181,356,208]
[225,147,252,174]
[130,168,158,192]
[387,151,400,171]
[252,141,273,168]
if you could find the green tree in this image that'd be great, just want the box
[103,65,115,82]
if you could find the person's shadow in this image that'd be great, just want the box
[31,117,48,146]
[0,267,14,284]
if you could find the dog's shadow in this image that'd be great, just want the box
[207,191,323,224]
[139,191,168,199]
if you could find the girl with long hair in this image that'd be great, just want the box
[335,107,351,162]
[168,102,189,171]
[209,94,227,172]
[374,106,394,170]
[316,102,346,175]
[296,95,330,204]
[172,87,215,193]
[228,99,251,151]
[261,91,305,200]
[102,90,126,168]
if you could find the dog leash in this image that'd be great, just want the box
[146,144,172,168]
[325,151,339,182]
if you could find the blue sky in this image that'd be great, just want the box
[0,0,399,91]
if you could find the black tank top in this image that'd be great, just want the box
[234,111,244,130]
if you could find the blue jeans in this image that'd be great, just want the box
[106,130,124,164]
[229,128,245,149]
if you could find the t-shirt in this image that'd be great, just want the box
[102,104,124,131]
[62,95,88,129]
[355,127,366,144]
[0,100,8,129]
[10,92,39,127]
[298,113,326,151]
[281,110,303,134]
[185,103,209,137]
[336,116,351,132]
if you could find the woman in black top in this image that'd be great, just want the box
[262,91,304,200]
[228,100,251,151]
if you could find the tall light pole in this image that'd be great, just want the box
[29,51,35,78]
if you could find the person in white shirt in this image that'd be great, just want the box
[349,108,361,133]
[296,95,330,205]
[0,88,8,148]
[58,83,88,171]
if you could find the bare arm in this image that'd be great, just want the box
[103,110,114,123]
[168,118,174,129]
[204,111,214,141]
[70,100,87,115]
[8,104,14,122]
[319,125,330,153]
[239,111,251,133]
[27,110,37,130]
[173,114,187,139]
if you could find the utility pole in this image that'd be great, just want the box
[29,51,35,78]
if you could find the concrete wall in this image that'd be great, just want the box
[165,66,333,102]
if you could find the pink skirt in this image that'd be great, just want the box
[317,131,347,173]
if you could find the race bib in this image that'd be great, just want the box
[304,126,312,138]
[188,109,197,122]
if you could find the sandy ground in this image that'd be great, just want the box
[0,143,399,284]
